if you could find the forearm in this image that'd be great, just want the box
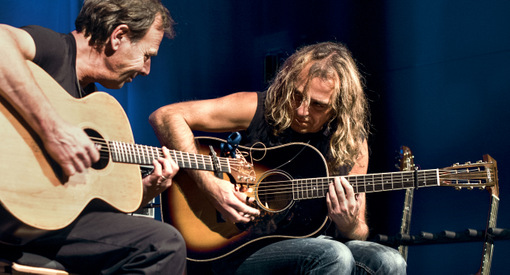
[0,25,59,140]
[149,104,216,190]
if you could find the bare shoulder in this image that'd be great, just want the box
[349,140,369,175]
[0,24,36,60]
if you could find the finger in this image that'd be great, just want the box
[78,149,92,169]
[62,163,76,177]
[340,177,356,201]
[234,191,260,216]
[71,154,87,173]
[160,147,179,180]
[161,146,171,159]
[333,177,346,201]
[88,141,100,163]
[327,182,339,210]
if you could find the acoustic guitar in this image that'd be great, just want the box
[397,146,416,261]
[0,61,254,245]
[162,137,499,262]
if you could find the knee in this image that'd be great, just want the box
[151,223,187,269]
[349,241,407,274]
[311,239,355,271]
[156,223,186,255]
[375,248,407,274]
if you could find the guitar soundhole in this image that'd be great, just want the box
[256,171,293,213]
[85,128,109,170]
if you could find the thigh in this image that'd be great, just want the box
[235,238,355,275]
[345,240,407,275]
[24,211,185,274]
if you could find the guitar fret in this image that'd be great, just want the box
[130,143,136,163]
[199,154,205,170]
[112,141,119,162]
[312,179,318,198]
[299,180,305,199]
[120,142,128,163]
[109,141,116,162]
[221,158,230,173]
[404,171,414,188]
[116,141,124,163]
[307,179,312,198]
[363,175,372,193]
[383,173,392,190]
[180,151,185,168]
[191,152,197,170]
[126,143,132,163]
[134,144,140,164]
[152,147,158,163]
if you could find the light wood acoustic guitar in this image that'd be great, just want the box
[0,61,254,245]
[162,137,499,262]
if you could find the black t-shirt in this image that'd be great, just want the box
[21,25,95,98]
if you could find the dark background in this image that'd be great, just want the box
[2,0,509,274]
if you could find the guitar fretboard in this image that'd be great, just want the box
[106,140,231,173]
[292,170,440,200]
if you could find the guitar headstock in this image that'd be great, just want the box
[398,146,415,172]
[439,154,499,197]
[228,150,257,186]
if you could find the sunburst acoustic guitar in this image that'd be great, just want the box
[162,137,499,262]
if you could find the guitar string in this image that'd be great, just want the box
[87,138,488,199]
[251,169,486,199]
[88,137,247,169]
[253,168,481,188]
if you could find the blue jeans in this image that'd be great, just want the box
[233,236,407,275]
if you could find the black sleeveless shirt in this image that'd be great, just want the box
[240,91,350,176]
[21,25,96,98]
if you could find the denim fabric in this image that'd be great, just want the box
[233,237,406,275]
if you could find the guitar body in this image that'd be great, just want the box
[0,61,142,244]
[161,137,331,262]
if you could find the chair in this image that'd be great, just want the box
[0,253,69,275]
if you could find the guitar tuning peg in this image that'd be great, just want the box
[465,161,472,165]
[455,186,462,191]
[453,162,460,166]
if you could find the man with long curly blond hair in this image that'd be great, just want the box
[151,41,406,274]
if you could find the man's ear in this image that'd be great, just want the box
[109,24,130,51]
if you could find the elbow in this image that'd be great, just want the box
[149,106,166,129]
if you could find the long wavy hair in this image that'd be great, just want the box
[75,0,175,47]
[265,42,370,171]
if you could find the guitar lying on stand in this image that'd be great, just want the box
[377,149,499,274]
[0,61,255,245]
[397,146,416,261]
[162,137,499,262]
[477,156,499,275]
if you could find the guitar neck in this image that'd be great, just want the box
[292,169,441,200]
[103,140,232,173]
[478,194,499,275]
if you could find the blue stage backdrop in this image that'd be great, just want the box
[1,1,509,274]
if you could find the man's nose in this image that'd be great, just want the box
[296,101,309,117]
[140,59,151,76]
